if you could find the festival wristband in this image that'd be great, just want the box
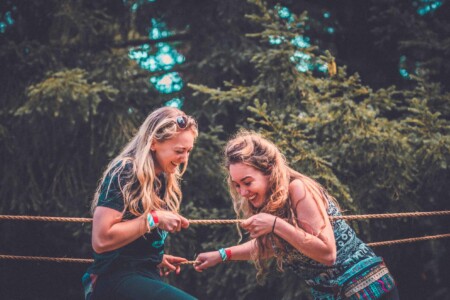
[218,248,232,262]
[150,210,159,225]
[147,213,158,232]
[225,248,232,260]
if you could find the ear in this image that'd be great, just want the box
[150,140,157,152]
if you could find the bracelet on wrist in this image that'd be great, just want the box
[271,216,278,234]
[150,210,159,226]
[145,214,151,233]
[225,248,232,260]
[218,248,232,262]
[147,212,158,233]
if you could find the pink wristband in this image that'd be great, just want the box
[225,248,232,260]
[150,210,159,225]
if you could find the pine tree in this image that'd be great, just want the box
[190,1,450,298]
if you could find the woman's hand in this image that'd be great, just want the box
[193,251,222,272]
[241,213,276,239]
[157,254,187,276]
[154,211,189,233]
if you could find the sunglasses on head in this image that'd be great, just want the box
[175,115,188,129]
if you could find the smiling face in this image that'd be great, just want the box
[229,163,270,209]
[152,129,195,174]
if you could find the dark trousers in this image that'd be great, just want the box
[92,268,197,300]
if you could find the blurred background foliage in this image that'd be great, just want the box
[0,0,449,299]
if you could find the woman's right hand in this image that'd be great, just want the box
[193,251,222,272]
[154,210,189,233]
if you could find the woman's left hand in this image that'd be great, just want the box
[157,254,187,276]
[193,251,222,272]
[241,213,277,238]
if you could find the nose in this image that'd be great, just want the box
[239,188,248,197]
[179,152,189,163]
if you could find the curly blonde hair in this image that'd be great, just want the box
[224,130,337,281]
[91,107,198,216]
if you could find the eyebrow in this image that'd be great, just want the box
[232,176,252,183]
[174,146,193,150]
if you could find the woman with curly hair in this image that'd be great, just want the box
[194,130,399,300]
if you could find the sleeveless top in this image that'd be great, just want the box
[272,199,376,299]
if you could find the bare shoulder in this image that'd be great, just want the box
[289,179,307,202]
[289,179,330,235]
[289,178,326,219]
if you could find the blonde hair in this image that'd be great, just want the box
[224,130,337,281]
[91,107,198,216]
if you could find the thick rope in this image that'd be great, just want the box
[366,233,450,247]
[0,255,93,263]
[329,210,450,221]
[0,215,92,222]
[0,210,449,224]
[1,233,449,264]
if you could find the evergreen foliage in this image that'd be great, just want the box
[0,0,449,299]
[189,1,450,299]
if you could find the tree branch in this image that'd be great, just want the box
[113,31,192,48]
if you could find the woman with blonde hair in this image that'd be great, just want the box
[82,107,198,300]
[195,130,399,299]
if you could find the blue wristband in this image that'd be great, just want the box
[147,213,157,232]
[218,248,227,261]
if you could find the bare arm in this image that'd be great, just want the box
[91,206,147,253]
[194,238,273,272]
[92,207,190,253]
[242,180,336,266]
[228,239,258,260]
[280,179,336,265]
